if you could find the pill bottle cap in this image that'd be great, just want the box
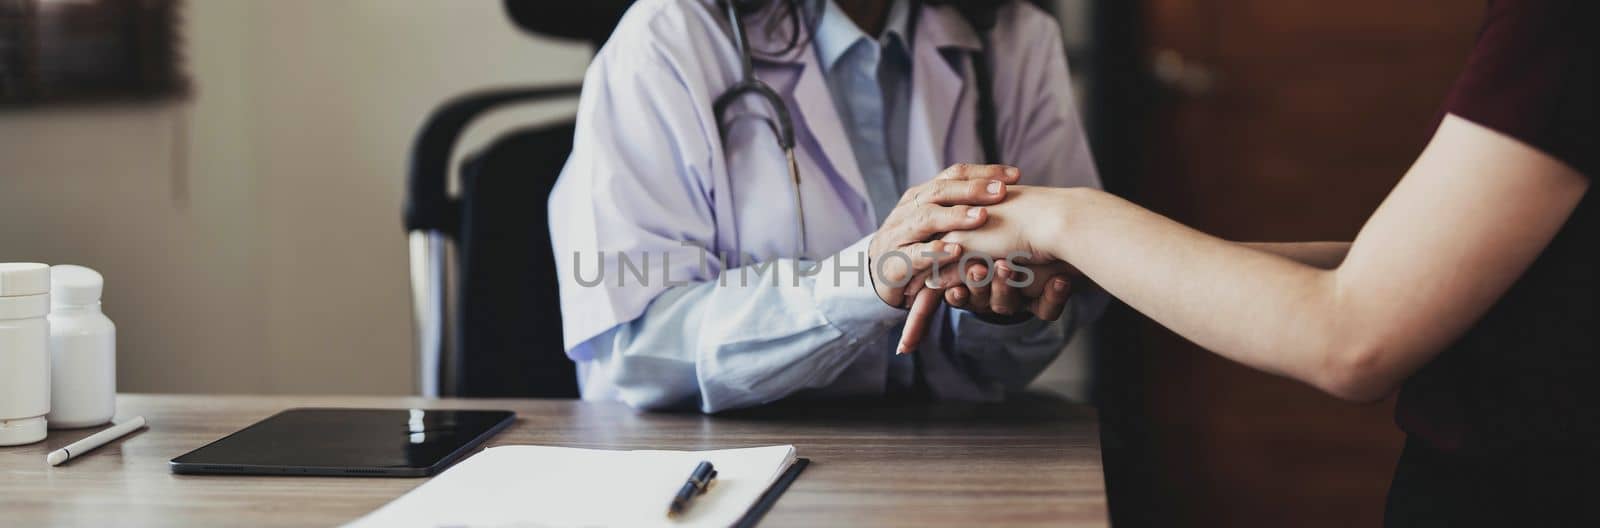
[0,263,50,297]
[50,265,104,307]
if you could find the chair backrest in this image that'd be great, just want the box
[453,123,580,398]
[504,0,633,47]
[406,85,582,398]
[405,1,638,398]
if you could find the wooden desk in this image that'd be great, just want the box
[0,394,1107,527]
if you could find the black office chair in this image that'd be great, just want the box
[403,1,633,398]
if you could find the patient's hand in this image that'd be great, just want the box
[937,186,1064,262]
[895,186,1081,353]
[867,164,1022,308]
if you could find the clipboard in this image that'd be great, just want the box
[346,445,805,527]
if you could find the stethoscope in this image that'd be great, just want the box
[714,0,806,257]
[712,0,1001,260]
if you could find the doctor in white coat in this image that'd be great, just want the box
[549,0,1104,412]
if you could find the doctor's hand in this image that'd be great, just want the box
[868,164,1021,308]
[893,259,1080,354]
[939,259,1078,320]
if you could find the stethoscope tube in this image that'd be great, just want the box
[714,0,807,258]
[711,0,1003,261]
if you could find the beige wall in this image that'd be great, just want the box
[0,0,589,395]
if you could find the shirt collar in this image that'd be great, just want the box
[813,0,913,71]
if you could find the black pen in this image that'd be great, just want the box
[668,460,718,517]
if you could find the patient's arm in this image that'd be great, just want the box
[1239,242,1350,269]
[929,115,1588,402]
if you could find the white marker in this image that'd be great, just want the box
[46,416,146,466]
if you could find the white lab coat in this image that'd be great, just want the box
[549,0,1103,411]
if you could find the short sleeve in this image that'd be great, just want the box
[1443,0,1598,179]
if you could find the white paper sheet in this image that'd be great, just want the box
[345,445,798,528]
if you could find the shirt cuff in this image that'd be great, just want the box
[949,307,1052,339]
[812,234,905,336]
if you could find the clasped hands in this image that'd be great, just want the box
[868,164,1078,354]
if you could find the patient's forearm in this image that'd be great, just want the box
[1240,242,1351,269]
[1039,188,1369,398]
[1021,117,1590,403]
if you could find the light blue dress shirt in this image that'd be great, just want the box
[815,0,913,225]
[573,0,1081,413]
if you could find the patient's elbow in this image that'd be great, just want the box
[1311,339,1400,403]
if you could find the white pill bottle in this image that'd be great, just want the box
[46,265,116,429]
[0,263,52,445]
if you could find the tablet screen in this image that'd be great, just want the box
[170,408,515,477]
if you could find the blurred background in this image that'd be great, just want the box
[1,0,1483,526]
[3,0,592,395]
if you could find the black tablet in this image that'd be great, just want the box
[170,408,515,477]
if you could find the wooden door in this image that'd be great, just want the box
[1112,1,1483,526]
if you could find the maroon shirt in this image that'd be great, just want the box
[1395,0,1597,458]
